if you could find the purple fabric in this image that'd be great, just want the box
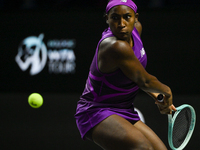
[106,0,137,13]
[75,27,147,140]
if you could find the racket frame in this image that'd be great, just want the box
[168,104,196,150]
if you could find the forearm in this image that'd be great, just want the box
[114,45,172,97]
[138,75,172,98]
[146,92,159,100]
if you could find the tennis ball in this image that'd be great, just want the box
[28,93,43,108]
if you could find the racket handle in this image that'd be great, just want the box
[157,94,164,102]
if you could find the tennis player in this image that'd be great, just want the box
[75,0,176,149]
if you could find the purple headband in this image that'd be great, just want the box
[106,0,137,13]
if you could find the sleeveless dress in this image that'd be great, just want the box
[75,27,147,140]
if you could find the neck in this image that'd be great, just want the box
[127,36,134,47]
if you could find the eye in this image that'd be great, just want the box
[124,14,131,20]
[111,15,119,20]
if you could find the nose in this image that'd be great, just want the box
[118,18,125,28]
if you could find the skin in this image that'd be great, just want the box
[89,5,176,150]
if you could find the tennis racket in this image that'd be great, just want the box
[157,94,196,150]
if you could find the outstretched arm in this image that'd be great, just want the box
[98,39,174,114]
[135,20,176,114]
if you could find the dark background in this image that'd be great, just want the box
[1,0,199,149]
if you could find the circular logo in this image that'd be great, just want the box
[15,34,47,75]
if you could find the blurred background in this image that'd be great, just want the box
[1,0,199,149]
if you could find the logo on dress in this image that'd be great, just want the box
[120,0,127,2]
[140,48,145,58]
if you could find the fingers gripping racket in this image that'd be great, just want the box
[157,94,196,150]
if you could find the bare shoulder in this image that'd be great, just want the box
[98,37,134,73]
[99,37,132,56]
[135,21,142,36]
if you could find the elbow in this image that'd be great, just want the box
[137,75,157,90]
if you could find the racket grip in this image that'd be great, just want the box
[157,94,164,102]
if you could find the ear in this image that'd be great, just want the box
[105,14,109,24]
[135,13,139,23]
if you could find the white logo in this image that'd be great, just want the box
[140,48,145,58]
[48,49,76,74]
[120,0,127,2]
[15,34,47,75]
[16,34,76,75]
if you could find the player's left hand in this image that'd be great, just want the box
[156,102,177,114]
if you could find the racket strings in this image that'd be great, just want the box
[172,108,192,148]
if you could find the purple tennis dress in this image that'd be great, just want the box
[75,27,147,140]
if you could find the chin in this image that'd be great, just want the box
[117,35,129,41]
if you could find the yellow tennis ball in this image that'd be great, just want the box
[28,93,43,108]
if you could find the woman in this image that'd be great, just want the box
[75,0,176,149]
